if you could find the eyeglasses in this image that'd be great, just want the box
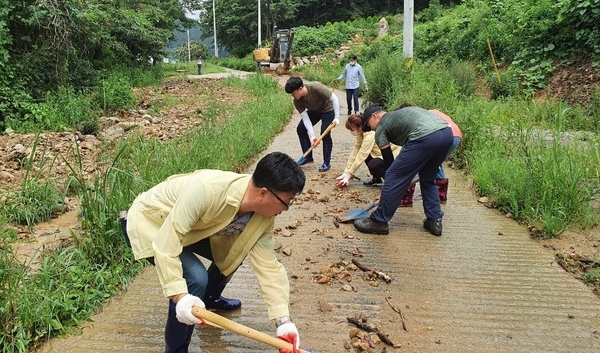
[266,188,295,210]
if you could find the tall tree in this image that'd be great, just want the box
[3,0,191,98]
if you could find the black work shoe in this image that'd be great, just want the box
[204,295,242,310]
[353,217,389,235]
[423,218,443,236]
[363,177,383,187]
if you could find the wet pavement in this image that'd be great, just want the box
[40,76,600,353]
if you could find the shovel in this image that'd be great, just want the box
[193,307,315,353]
[337,176,421,223]
[338,201,378,223]
[297,122,336,165]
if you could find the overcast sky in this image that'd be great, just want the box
[187,10,200,20]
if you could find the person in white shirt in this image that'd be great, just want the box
[334,54,368,115]
[196,56,203,75]
[285,76,340,172]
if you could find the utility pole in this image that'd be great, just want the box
[187,29,191,61]
[403,0,414,58]
[213,0,218,58]
[258,0,261,48]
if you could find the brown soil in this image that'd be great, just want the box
[2,66,599,294]
[542,58,600,107]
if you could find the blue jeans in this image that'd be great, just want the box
[120,218,231,299]
[436,137,461,179]
[296,110,335,165]
[345,88,360,114]
[371,127,453,222]
[121,218,235,352]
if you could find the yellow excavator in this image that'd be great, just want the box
[253,27,295,75]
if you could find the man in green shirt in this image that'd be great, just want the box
[354,104,453,236]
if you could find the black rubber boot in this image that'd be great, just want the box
[164,301,194,353]
[423,218,443,236]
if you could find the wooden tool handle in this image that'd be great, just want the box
[302,122,337,158]
[365,201,378,212]
[193,307,311,352]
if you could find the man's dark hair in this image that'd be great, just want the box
[349,54,357,60]
[285,76,304,94]
[253,152,305,193]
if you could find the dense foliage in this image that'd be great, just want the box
[415,0,600,97]
[0,0,192,128]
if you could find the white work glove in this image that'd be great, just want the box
[276,322,300,353]
[175,294,206,326]
[333,117,340,126]
[335,172,352,187]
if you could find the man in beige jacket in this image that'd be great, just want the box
[121,152,305,353]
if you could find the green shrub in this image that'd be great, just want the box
[396,63,459,110]
[557,0,600,55]
[302,60,340,85]
[214,55,258,72]
[363,50,412,108]
[92,72,135,112]
[359,36,403,62]
[4,87,96,133]
[293,21,364,57]
[488,70,519,99]
[447,61,476,97]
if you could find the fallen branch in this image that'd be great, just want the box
[351,259,392,283]
[345,250,363,257]
[346,317,395,347]
[385,297,407,331]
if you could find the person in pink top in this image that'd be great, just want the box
[397,105,462,206]
[430,109,462,199]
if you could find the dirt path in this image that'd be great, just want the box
[37,78,600,353]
